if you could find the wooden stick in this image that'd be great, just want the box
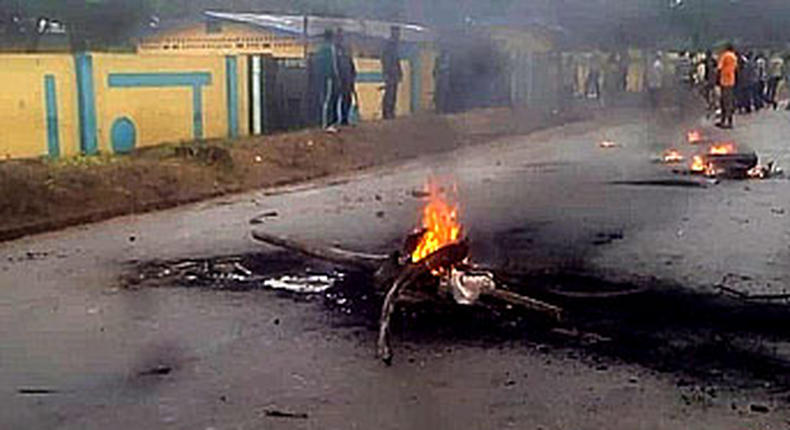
[483,289,562,322]
[378,242,470,364]
[251,230,387,271]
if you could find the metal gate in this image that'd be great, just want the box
[247,55,312,135]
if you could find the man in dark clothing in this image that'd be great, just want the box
[735,52,753,114]
[337,41,357,126]
[314,29,340,130]
[381,26,402,120]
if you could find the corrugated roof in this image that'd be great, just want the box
[203,11,432,42]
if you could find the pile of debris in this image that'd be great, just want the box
[660,130,782,180]
[252,183,563,364]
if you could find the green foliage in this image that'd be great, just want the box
[47,153,122,169]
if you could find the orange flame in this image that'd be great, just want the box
[411,184,462,263]
[709,143,736,155]
[687,130,702,144]
[690,155,706,173]
[663,149,684,163]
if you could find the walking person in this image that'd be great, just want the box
[381,26,402,120]
[767,53,784,109]
[717,44,738,129]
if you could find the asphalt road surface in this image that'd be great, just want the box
[3,109,790,429]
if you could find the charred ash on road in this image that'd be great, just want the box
[125,248,790,399]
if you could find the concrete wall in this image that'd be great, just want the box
[0,55,80,159]
[0,49,432,160]
[0,53,248,160]
[92,54,248,153]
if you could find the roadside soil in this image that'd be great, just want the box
[0,108,582,242]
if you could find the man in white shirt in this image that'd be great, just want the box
[646,53,664,109]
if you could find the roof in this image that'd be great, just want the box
[203,11,433,43]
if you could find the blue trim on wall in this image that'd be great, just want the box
[108,72,212,140]
[108,72,211,88]
[44,75,61,158]
[192,87,204,139]
[357,72,384,83]
[225,56,239,138]
[111,117,137,154]
[74,53,98,155]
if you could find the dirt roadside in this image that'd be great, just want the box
[0,108,584,242]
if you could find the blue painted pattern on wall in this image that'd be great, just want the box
[44,75,60,158]
[75,54,98,155]
[225,56,239,138]
[111,117,137,154]
[108,72,212,139]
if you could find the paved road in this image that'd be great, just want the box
[2,110,789,429]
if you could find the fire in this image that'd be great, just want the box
[411,184,462,263]
[690,155,706,173]
[709,143,735,155]
[687,130,702,144]
[663,149,684,163]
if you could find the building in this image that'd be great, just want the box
[139,12,437,128]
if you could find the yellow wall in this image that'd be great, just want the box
[417,48,437,112]
[139,22,304,59]
[0,48,436,161]
[354,57,411,120]
[0,55,80,159]
[92,54,248,151]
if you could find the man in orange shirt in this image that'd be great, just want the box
[717,44,738,129]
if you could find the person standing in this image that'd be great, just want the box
[602,54,619,107]
[646,52,664,109]
[586,54,602,100]
[734,52,751,114]
[315,29,340,131]
[717,44,738,129]
[381,26,402,120]
[675,51,695,116]
[618,52,630,93]
[337,42,358,126]
[767,53,784,109]
[754,53,767,111]
[703,50,719,114]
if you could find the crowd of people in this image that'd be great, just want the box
[691,45,787,129]
[311,26,402,133]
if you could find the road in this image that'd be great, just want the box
[2,109,790,429]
